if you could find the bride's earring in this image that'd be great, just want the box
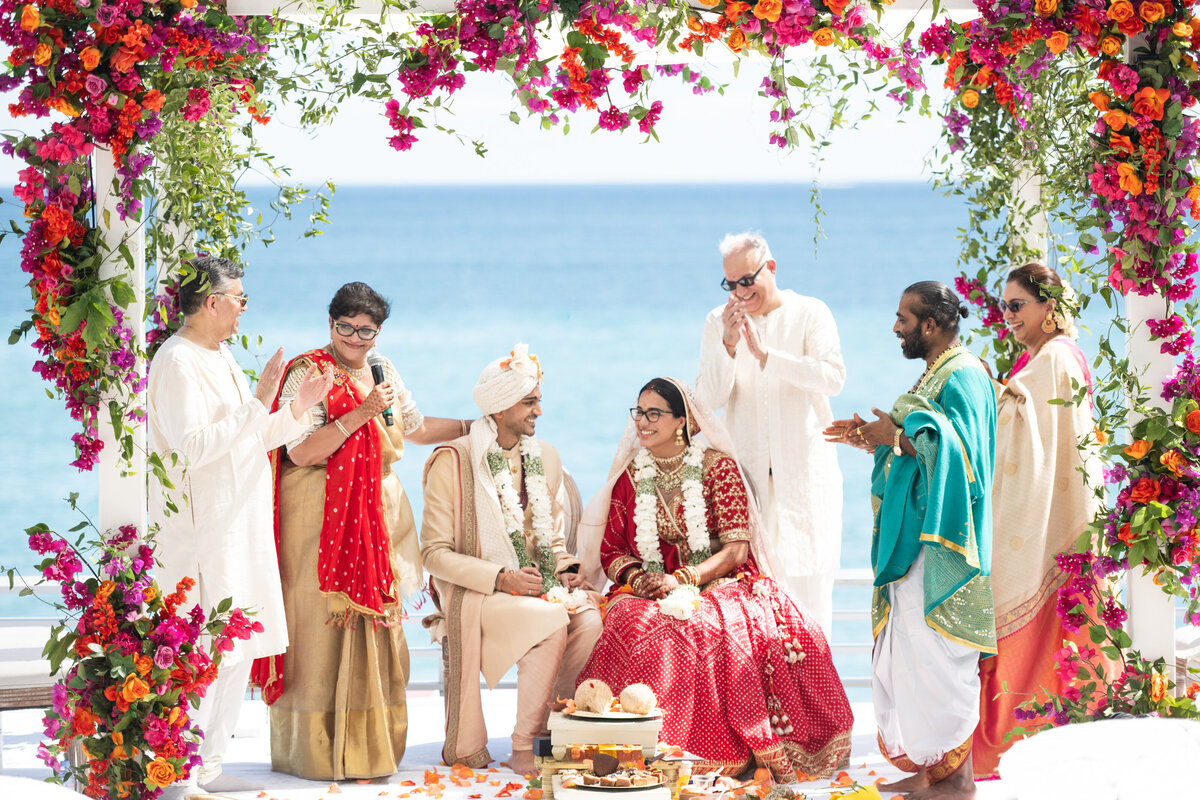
[675,427,685,446]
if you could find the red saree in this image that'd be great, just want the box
[578,452,853,780]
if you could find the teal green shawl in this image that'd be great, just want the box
[870,346,997,654]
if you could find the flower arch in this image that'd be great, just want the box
[4,0,1200,794]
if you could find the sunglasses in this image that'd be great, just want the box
[213,292,249,308]
[997,298,1037,313]
[630,407,673,423]
[333,321,379,341]
[721,264,766,293]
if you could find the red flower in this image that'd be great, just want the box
[1129,476,1161,504]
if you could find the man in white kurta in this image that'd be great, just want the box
[148,257,330,796]
[696,232,845,637]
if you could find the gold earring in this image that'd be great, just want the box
[1041,316,1057,333]
[675,428,685,446]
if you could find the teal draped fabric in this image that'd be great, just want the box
[870,348,998,654]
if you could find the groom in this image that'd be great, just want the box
[420,344,601,776]
[825,282,996,800]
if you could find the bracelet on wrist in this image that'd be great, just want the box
[334,418,351,438]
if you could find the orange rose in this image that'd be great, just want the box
[49,97,80,118]
[753,0,783,23]
[180,0,197,7]
[1139,1,1165,23]
[813,28,835,47]
[686,15,704,33]
[1036,0,1058,14]
[1108,0,1135,22]
[1104,108,1131,130]
[961,89,980,108]
[1090,91,1111,111]
[33,42,51,66]
[1124,439,1151,459]
[20,4,40,32]
[1095,425,1110,445]
[143,585,157,603]
[725,0,751,20]
[79,46,101,71]
[1101,35,1124,56]
[826,0,850,14]
[95,580,117,602]
[146,757,178,788]
[1132,85,1169,121]
[1186,410,1200,434]
[121,673,150,703]
[111,45,139,74]
[1160,449,1187,477]
[1118,523,1136,544]
[1174,22,1194,37]
[1129,476,1161,504]
[1046,31,1070,54]
[1114,164,1139,196]
[1149,670,1169,703]
[695,0,719,7]
[135,654,153,676]
[727,29,747,53]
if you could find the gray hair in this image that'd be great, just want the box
[718,232,773,266]
[178,256,244,316]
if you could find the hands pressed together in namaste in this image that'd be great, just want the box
[721,296,768,366]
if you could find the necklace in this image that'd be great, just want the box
[486,435,558,592]
[912,343,963,392]
[632,443,711,570]
[330,345,369,381]
[655,461,685,494]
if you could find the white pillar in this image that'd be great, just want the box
[1124,291,1177,662]
[1011,166,1049,258]
[92,147,147,536]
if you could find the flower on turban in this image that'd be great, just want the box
[473,343,543,416]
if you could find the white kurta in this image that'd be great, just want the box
[696,290,846,579]
[147,335,308,661]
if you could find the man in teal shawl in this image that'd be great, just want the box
[826,281,996,800]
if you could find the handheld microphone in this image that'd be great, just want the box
[367,351,394,427]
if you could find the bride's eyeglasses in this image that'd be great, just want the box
[630,407,672,422]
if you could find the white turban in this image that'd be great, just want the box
[472,343,543,416]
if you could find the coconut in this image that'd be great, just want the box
[618,683,657,715]
[574,679,614,713]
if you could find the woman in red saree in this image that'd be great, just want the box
[577,378,852,780]
[251,282,468,780]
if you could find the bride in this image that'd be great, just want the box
[577,378,853,780]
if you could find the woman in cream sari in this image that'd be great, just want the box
[252,282,469,780]
[974,264,1105,777]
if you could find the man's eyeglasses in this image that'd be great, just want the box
[630,407,672,423]
[997,298,1036,314]
[334,321,380,341]
[721,264,766,293]
[214,292,249,308]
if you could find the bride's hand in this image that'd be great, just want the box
[650,574,680,599]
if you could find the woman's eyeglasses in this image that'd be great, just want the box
[334,321,379,341]
[630,407,671,423]
[997,298,1036,313]
[214,292,249,308]
[721,264,766,293]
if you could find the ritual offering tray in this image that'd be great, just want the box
[536,681,684,800]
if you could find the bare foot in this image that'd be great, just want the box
[878,769,930,795]
[906,756,975,800]
[509,749,539,777]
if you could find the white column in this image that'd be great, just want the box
[1124,291,1177,662]
[92,147,147,536]
[1011,166,1049,258]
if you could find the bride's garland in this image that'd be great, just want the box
[632,442,710,621]
[485,435,558,594]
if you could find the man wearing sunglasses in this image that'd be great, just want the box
[695,232,846,639]
[148,256,333,797]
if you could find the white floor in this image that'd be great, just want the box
[0,689,1021,800]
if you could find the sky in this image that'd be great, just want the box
[0,14,962,188]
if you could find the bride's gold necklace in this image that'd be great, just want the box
[652,451,685,493]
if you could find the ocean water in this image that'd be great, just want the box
[1,182,990,690]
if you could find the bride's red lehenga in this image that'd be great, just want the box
[577,450,853,780]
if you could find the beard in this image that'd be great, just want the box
[899,327,927,360]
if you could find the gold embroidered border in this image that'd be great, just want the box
[876,732,970,781]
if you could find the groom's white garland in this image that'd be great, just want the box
[632,441,711,620]
[486,435,586,609]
